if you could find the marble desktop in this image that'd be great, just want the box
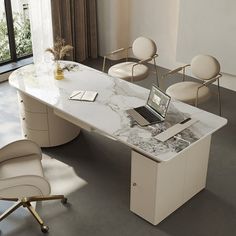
[9,61,227,162]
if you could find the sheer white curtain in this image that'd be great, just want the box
[29,0,53,63]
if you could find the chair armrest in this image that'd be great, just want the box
[133,53,159,65]
[107,47,131,56]
[130,58,151,77]
[164,64,190,76]
[137,57,153,64]
[102,47,132,71]
[161,64,190,82]
[203,73,222,86]
[0,139,42,163]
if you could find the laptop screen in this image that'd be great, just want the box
[147,85,171,118]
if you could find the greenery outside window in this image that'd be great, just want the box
[0,0,32,65]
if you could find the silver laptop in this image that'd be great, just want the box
[127,85,171,126]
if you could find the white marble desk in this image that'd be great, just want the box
[9,61,227,224]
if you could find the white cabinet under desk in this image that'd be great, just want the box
[9,61,227,224]
[130,135,211,225]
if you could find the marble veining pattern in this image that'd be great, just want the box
[9,61,227,162]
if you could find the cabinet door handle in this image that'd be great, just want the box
[20,100,23,103]
[24,134,27,138]
[22,117,26,121]
[132,183,137,187]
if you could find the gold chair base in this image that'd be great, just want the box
[0,195,67,233]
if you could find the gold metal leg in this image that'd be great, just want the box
[0,194,67,233]
[0,201,22,221]
[25,202,44,226]
[102,56,106,72]
[29,195,65,202]
[217,79,222,116]
[153,57,159,87]
[0,197,19,201]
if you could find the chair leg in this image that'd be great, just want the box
[25,202,44,226]
[28,195,66,203]
[102,56,106,72]
[25,202,49,233]
[0,196,67,233]
[217,79,222,116]
[0,201,22,221]
[195,92,199,107]
[0,197,19,202]
[153,57,159,87]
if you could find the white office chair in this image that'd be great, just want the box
[0,140,67,233]
[102,36,159,85]
[163,54,222,115]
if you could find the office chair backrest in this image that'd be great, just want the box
[191,54,220,80]
[132,36,157,60]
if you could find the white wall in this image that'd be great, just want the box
[177,0,236,75]
[129,0,180,69]
[97,0,236,91]
[97,0,130,57]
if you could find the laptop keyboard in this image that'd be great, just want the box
[134,106,161,122]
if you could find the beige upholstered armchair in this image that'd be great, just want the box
[102,36,159,85]
[163,54,222,115]
[0,140,67,233]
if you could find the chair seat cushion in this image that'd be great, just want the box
[166,81,211,105]
[108,62,149,81]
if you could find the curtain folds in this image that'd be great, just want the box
[50,0,98,62]
[29,0,53,63]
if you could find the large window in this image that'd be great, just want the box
[0,0,32,65]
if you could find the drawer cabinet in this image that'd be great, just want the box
[18,92,47,113]
[18,91,80,147]
[130,135,211,225]
[21,111,48,130]
[22,126,50,147]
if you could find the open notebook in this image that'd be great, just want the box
[69,90,98,102]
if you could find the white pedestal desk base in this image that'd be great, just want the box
[130,135,211,225]
[18,91,80,147]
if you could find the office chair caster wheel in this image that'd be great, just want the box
[61,197,68,204]
[41,225,49,233]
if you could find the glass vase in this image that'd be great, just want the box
[54,61,64,80]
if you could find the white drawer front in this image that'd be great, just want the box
[21,111,48,131]
[18,92,47,113]
[22,127,50,147]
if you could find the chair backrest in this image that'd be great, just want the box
[191,54,220,80]
[132,36,157,60]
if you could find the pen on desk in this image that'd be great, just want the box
[70,91,82,99]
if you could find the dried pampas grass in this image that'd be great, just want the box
[45,37,73,60]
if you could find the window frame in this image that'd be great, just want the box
[0,0,32,66]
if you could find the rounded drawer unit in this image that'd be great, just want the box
[22,127,50,147]
[21,111,48,130]
[18,92,47,113]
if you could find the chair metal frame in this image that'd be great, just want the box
[102,46,159,86]
[163,64,222,115]
[0,139,68,233]
[0,195,67,233]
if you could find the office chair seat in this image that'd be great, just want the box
[0,139,67,233]
[166,81,211,105]
[108,61,149,81]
